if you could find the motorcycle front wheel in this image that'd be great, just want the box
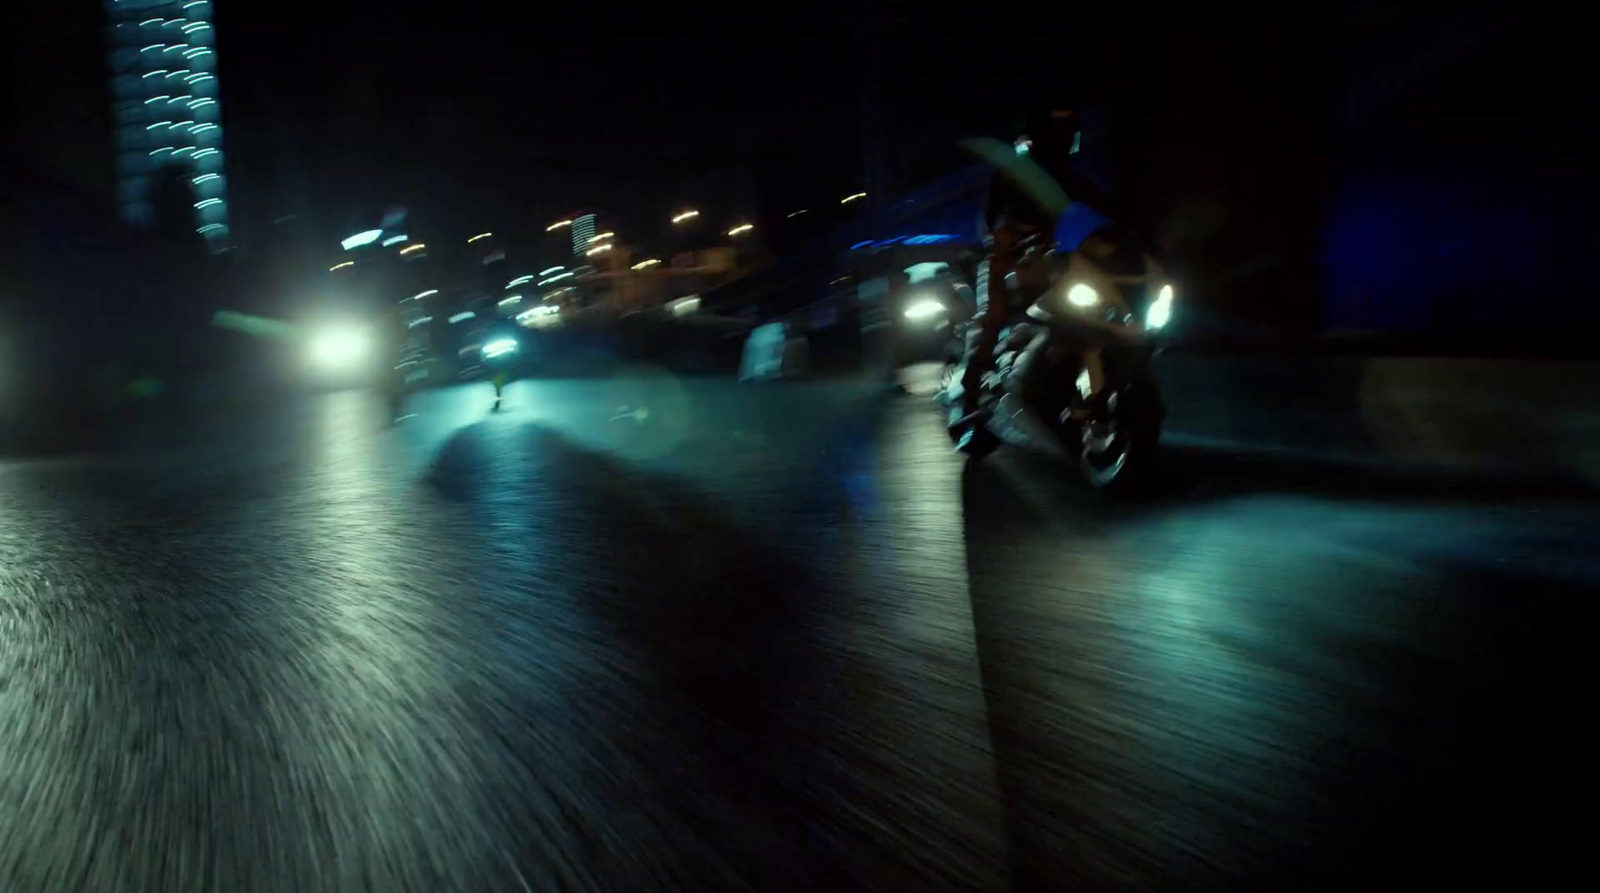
[1074,381,1163,489]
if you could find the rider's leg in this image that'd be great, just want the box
[957,294,1007,416]
[1083,347,1104,398]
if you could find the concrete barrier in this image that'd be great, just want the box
[1157,354,1600,482]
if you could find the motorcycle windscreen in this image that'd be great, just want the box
[1053,202,1113,253]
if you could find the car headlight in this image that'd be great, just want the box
[903,297,947,321]
[1144,284,1174,330]
[308,325,370,370]
[1066,283,1099,307]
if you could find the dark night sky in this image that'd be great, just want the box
[4,3,1089,250]
[205,5,1089,245]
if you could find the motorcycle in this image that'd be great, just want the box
[942,216,1174,489]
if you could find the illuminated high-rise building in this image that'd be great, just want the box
[571,214,596,257]
[105,0,229,251]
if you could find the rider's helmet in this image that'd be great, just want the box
[1022,101,1081,164]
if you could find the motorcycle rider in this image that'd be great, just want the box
[953,102,1121,438]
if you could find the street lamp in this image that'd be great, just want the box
[546,219,573,231]
[671,210,700,225]
[726,223,754,237]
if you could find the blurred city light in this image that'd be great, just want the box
[671,210,700,224]
[212,310,298,341]
[329,261,354,272]
[399,244,426,256]
[448,312,476,324]
[193,198,222,209]
[409,289,438,301]
[587,232,615,243]
[546,219,574,231]
[380,234,409,247]
[498,295,522,306]
[585,244,612,256]
[841,192,867,204]
[631,258,661,270]
[467,232,493,243]
[196,223,227,234]
[539,271,575,285]
[191,173,220,184]
[787,209,809,218]
[517,305,562,328]
[482,338,518,359]
[507,275,534,288]
[726,223,754,236]
[668,295,701,316]
[539,265,565,276]
[407,316,433,328]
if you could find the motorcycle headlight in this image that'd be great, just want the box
[1066,283,1099,307]
[1146,284,1174,330]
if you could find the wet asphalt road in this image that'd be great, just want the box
[2,373,1597,891]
